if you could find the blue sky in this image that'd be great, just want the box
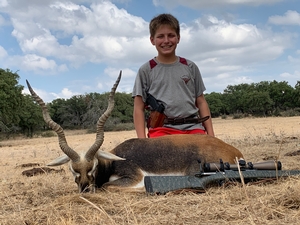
[0,0,299,102]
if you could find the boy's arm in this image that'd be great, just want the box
[196,94,215,136]
[133,96,147,138]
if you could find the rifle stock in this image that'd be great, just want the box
[144,170,300,194]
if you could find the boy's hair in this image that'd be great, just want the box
[149,14,180,37]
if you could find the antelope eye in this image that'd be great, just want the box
[87,170,96,182]
[74,173,80,184]
[87,171,94,179]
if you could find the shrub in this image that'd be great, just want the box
[41,131,56,137]
[232,113,244,119]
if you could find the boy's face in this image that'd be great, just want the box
[150,24,180,57]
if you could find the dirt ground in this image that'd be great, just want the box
[1,116,300,224]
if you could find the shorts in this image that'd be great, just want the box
[148,127,206,138]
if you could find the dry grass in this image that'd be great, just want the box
[1,116,300,224]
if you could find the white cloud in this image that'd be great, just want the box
[14,28,60,56]
[61,88,78,98]
[1,0,298,99]
[268,10,300,26]
[104,67,136,79]
[178,15,291,78]
[152,0,283,9]
[24,86,80,103]
[203,72,255,94]
[233,76,254,84]
[94,67,137,94]
[22,54,57,71]
[3,0,291,78]
[6,54,68,74]
[3,1,151,70]
[58,64,68,72]
[0,45,7,58]
[280,71,300,79]
[23,86,52,103]
[0,14,5,26]
[288,55,300,64]
[97,82,103,90]
[47,88,80,102]
[0,0,8,7]
[105,67,137,93]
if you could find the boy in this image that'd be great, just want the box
[132,13,214,138]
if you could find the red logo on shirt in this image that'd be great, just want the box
[181,75,190,84]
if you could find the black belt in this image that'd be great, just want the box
[164,115,210,125]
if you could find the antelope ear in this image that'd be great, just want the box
[96,151,125,161]
[47,154,70,166]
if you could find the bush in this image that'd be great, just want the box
[221,115,227,119]
[232,113,244,119]
[280,109,300,117]
[40,130,56,137]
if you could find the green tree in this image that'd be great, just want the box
[205,92,225,117]
[222,83,254,114]
[0,69,24,133]
[18,95,44,137]
[82,92,108,129]
[81,92,133,130]
[113,92,134,123]
[48,98,67,126]
[293,81,300,108]
[268,80,294,110]
[61,95,88,129]
[243,91,273,116]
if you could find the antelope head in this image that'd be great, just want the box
[26,71,124,192]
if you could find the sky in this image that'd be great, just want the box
[0,0,300,102]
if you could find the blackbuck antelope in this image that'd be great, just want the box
[27,71,244,193]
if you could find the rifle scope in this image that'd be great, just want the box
[203,159,282,172]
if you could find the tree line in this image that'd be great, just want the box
[0,69,134,137]
[1,68,300,138]
[205,80,300,118]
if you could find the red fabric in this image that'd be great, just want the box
[149,57,187,69]
[179,57,188,65]
[148,127,206,138]
[149,59,157,69]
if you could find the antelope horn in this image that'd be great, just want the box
[26,80,80,162]
[85,71,122,161]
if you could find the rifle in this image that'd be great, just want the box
[144,159,300,194]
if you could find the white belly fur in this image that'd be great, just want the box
[109,170,185,189]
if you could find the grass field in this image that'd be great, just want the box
[0,116,300,224]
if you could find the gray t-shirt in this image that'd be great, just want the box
[132,57,206,130]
